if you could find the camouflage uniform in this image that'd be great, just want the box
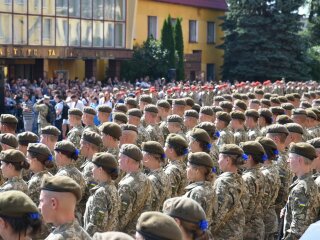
[33,103,50,134]
[217,128,235,146]
[283,172,320,240]
[28,170,52,206]
[261,162,281,239]
[83,125,100,135]
[147,168,172,211]
[248,127,262,141]
[118,171,152,235]
[242,166,265,240]
[164,160,187,197]
[184,181,217,228]
[106,147,120,158]
[67,125,84,149]
[146,124,164,146]
[137,124,151,149]
[234,129,248,145]
[210,144,220,175]
[159,121,170,142]
[84,181,120,235]
[211,172,245,240]
[0,176,28,194]
[302,128,313,142]
[308,127,318,140]
[81,158,97,190]
[45,220,91,240]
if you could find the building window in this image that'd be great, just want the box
[115,22,125,48]
[56,17,68,46]
[189,20,198,43]
[81,19,92,47]
[0,0,12,12]
[29,0,41,14]
[69,0,80,18]
[115,0,125,21]
[56,0,68,16]
[104,0,114,20]
[69,18,80,46]
[171,18,177,27]
[13,14,27,44]
[28,16,41,45]
[93,21,103,47]
[0,13,12,44]
[14,0,27,13]
[81,0,92,19]
[207,64,215,81]
[207,22,215,43]
[42,17,55,45]
[93,0,104,20]
[148,16,157,39]
[42,0,55,15]
[104,22,114,47]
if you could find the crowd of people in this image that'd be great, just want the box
[1,76,320,240]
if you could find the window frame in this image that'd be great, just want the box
[207,21,216,44]
[189,19,198,43]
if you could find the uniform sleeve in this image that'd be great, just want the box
[118,184,135,230]
[188,190,208,213]
[165,166,181,197]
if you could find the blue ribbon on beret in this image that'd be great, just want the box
[28,212,40,220]
[274,149,279,155]
[262,154,268,162]
[212,167,217,173]
[207,143,212,150]
[75,149,80,156]
[48,154,53,162]
[183,148,189,155]
[199,220,208,231]
[161,153,166,159]
[215,131,220,138]
[242,154,248,161]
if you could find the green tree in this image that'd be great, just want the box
[161,16,176,69]
[175,18,185,81]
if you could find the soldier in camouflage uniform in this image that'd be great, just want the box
[82,107,100,135]
[199,106,214,123]
[184,110,199,135]
[0,149,29,194]
[97,105,112,126]
[212,144,246,240]
[84,153,120,235]
[118,144,152,235]
[164,134,188,197]
[308,138,320,187]
[167,115,187,140]
[127,108,150,149]
[67,108,84,149]
[157,100,171,142]
[240,141,266,240]
[144,104,164,146]
[139,95,153,127]
[120,124,138,146]
[33,95,50,135]
[230,111,249,145]
[245,110,262,141]
[283,143,320,239]
[258,108,273,136]
[100,122,121,156]
[184,152,217,228]
[292,108,313,141]
[142,141,171,211]
[215,112,234,146]
[40,176,91,240]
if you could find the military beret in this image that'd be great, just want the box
[184,110,199,119]
[136,211,182,240]
[301,101,312,109]
[281,103,294,111]
[97,105,112,113]
[41,175,82,201]
[270,107,285,115]
[0,114,18,124]
[247,93,256,100]
[0,133,18,148]
[81,131,102,148]
[93,232,134,240]
[310,108,320,120]
[255,89,264,95]
[219,101,233,111]
[184,97,195,107]
[234,100,247,111]
[17,132,39,146]
[266,124,289,136]
[245,109,259,119]
[92,152,118,173]
[120,144,142,162]
[303,93,311,99]
[127,108,142,118]
[157,100,171,109]
[289,142,317,161]
[292,108,307,116]
[306,109,317,120]
[285,94,295,102]
[313,99,320,106]
[256,136,278,160]
[293,93,301,99]
[41,126,61,137]
[113,112,128,124]
[189,128,210,144]
[83,107,97,115]
[200,106,214,116]
[173,99,186,106]
[0,191,39,218]
[27,143,52,159]
[144,104,158,114]
[230,111,246,121]
[285,123,304,135]
[142,141,165,159]
[0,149,27,164]
[195,122,218,140]
[139,95,153,104]
[219,144,244,156]
[163,197,207,226]
[232,93,242,100]
[167,114,183,124]
[240,141,266,163]
[259,108,273,119]
[212,106,223,113]
[100,122,122,140]
[68,108,83,117]
[276,115,293,124]
[308,137,320,149]
[222,94,232,102]
[278,96,288,103]
[114,103,128,114]
[260,99,271,107]
[54,140,77,154]
[241,94,249,101]
[263,93,272,99]
[310,91,316,98]
[270,97,281,105]
[188,152,214,168]
[216,112,231,123]
[166,133,188,149]
[192,104,201,113]
[250,99,260,105]
[121,124,138,134]
[124,98,138,108]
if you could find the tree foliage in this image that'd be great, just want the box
[175,18,185,81]
[161,15,176,69]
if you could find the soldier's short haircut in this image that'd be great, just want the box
[1,122,17,131]
[267,132,287,144]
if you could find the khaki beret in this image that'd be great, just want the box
[270,97,281,104]
[195,122,218,140]
[0,114,18,124]
[68,108,83,117]
[139,95,153,104]
[255,89,264,95]
[289,142,317,161]
[310,108,320,120]
[121,124,138,134]
[266,124,289,136]
[285,94,295,101]
[308,137,320,149]
[27,143,52,159]
[214,96,225,102]
[241,94,249,101]
[281,103,294,111]
[92,152,118,173]
[212,106,223,113]
[184,97,195,107]
[245,109,259,119]
[136,211,182,240]
[256,136,278,159]
[120,144,142,162]
[270,107,285,115]
[114,103,128,114]
[125,98,138,108]
[0,133,18,148]
[0,191,39,218]
[216,112,231,123]
[248,93,256,100]
[263,94,272,100]
[184,110,199,119]
[278,96,288,103]
[188,152,214,168]
[16,132,38,145]
[261,99,271,107]
[189,128,210,144]
[192,104,201,113]
[219,144,244,156]
[41,126,61,137]
[306,109,317,120]
[142,141,165,158]
[83,106,97,115]
[200,106,214,116]
[276,115,293,124]
[222,94,232,101]
[54,140,77,154]
[144,104,158,114]
[0,149,27,164]
[113,112,128,124]
[292,108,307,116]
[240,141,266,163]
[230,111,245,121]
[157,100,171,109]
[81,131,102,148]
[41,175,82,202]
[234,100,247,111]
[166,133,188,149]
[167,114,183,124]
[259,108,273,119]
[285,123,304,135]
[127,108,142,118]
[219,101,233,111]
[232,93,241,100]
[293,93,301,99]
[301,101,312,109]
[100,122,122,140]
[93,232,134,240]
[97,105,112,113]
[173,99,186,106]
